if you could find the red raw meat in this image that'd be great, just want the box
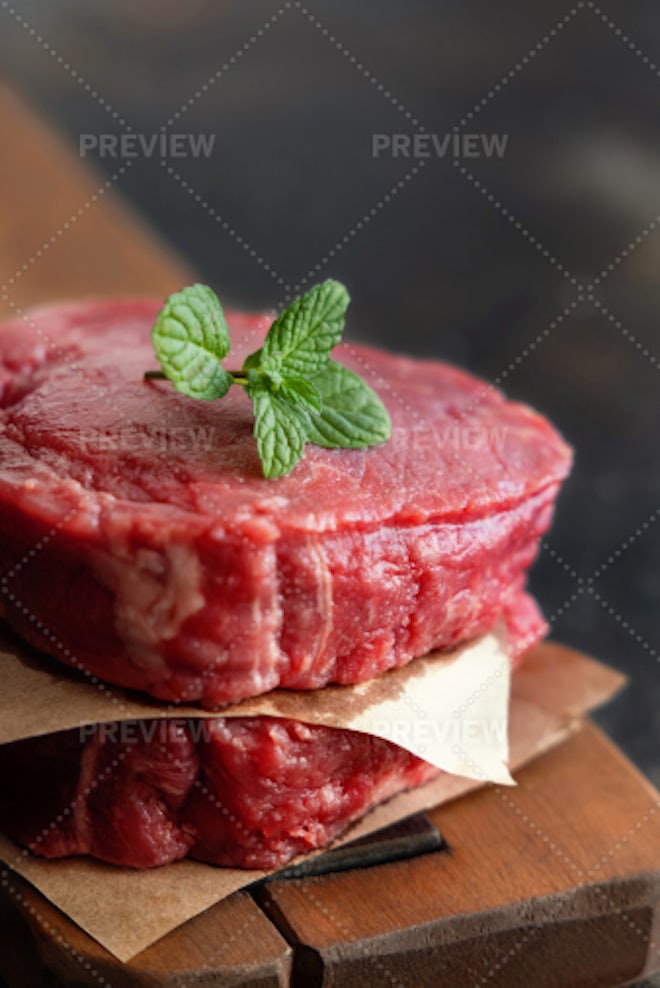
[0,718,439,869]
[0,299,571,706]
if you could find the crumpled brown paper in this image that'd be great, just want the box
[0,632,625,962]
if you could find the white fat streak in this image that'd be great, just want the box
[94,543,205,672]
[306,535,334,674]
[245,544,284,694]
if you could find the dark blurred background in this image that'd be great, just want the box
[0,0,658,796]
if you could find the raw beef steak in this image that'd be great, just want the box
[0,299,571,706]
[0,717,439,869]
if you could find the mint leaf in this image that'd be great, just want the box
[305,360,391,448]
[279,376,322,413]
[261,280,349,377]
[242,348,262,372]
[250,383,309,478]
[152,284,232,400]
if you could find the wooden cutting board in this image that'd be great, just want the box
[0,86,658,987]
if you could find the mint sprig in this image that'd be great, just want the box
[147,279,391,478]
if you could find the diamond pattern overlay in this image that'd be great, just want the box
[0,1,659,983]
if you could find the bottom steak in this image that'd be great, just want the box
[0,717,440,870]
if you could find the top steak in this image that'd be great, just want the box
[0,299,571,706]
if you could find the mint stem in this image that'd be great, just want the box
[145,369,249,386]
[229,374,249,386]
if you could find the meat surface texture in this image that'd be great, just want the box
[0,718,439,869]
[0,299,572,706]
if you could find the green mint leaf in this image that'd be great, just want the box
[250,382,309,478]
[279,376,322,413]
[152,284,232,400]
[305,360,392,448]
[261,280,349,377]
[242,348,262,372]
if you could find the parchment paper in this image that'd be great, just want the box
[0,629,514,783]
[0,634,625,962]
